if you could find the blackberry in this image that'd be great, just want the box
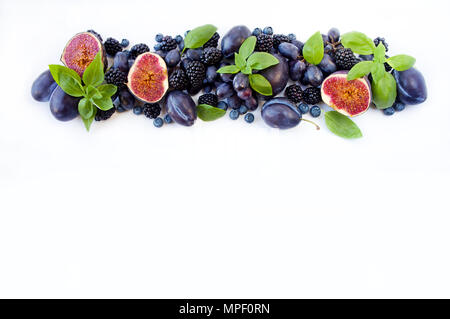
[87,29,103,42]
[129,43,150,59]
[200,47,223,65]
[255,34,273,52]
[104,37,122,56]
[285,85,303,104]
[105,68,127,87]
[198,93,218,107]
[335,48,360,70]
[95,107,115,121]
[374,37,389,52]
[272,34,290,49]
[143,103,161,119]
[160,36,178,52]
[302,87,322,105]
[185,60,206,90]
[169,68,188,90]
[203,32,220,48]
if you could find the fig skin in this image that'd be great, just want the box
[394,68,427,105]
[261,98,302,129]
[221,25,251,58]
[166,91,197,126]
[49,86,80,121]
[31,70,58,102]
[260,54,289,97]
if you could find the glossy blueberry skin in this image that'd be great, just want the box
[310,105,321,118]
[217,83,234,100]
[166,90,197,126]
[244,113,255,123]
[229,109,239,120]
[49,86,79,121]
[164,114,173,123]
[113,51,130,74]
[393,102,406,112]
[233,73,249,91]
[260,54,289,96]
[289,60,306,81]
[227,95,242,110]
[186,48,202,61]
[120,39,129,47]
[165,49,181,67]
[301,65,324,87]
[206,66,218,84]
[261,98,302,129]
[288,33,296,41]
[116,105,126,112]
[394,68,427,105]
[221,25,251,58]
[328,28,340,43]
[153,117,164,127]
[383,107,395,116]
[278,42,299,60]
[239,105,248,115]
[298,103,309,114]
[175,35,183,44]
[263,27,273,35]
[154,43,162,51]
[217,101,228,111]
[155,34,164,42]
[133,106,142,115]
[31,70,58,102]
[252,28,262,36]
[119,88,135,110]
[318,54,337,75]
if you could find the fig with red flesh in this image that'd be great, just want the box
[61,32,107,77]
[321,71,371,117]
[127,52,168,103]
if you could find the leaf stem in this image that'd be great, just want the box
[301,118,320,130]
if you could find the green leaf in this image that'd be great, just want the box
[302,31,324,65]
[197,104,226,121]
[85,85,102,100]
[97,84,117,97]
[374,43,386,63]
[325,111,363,139]
[82,108,97,132]
[387,55,416,71]
[82,52,104,87]
[239,36,256,60]
[372,72,397,109]
[235,53,246,70]
[371,62,386,83]
[241,65,252,75]
[78,98,94,119]
[48,64,84,97]
[183,24,217,51]
[341,31,376,55]
[217,65,240,74]
[93,95,114,111]
[249,74,272,96]
[247,52,279,70]
[347,61,373,81]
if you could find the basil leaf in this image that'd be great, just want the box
[372,72,397,109]
[325,111,363,139]
[48,64,84,97]
[217,65,240,74]
[82,108,97,132]
[239,36,256,60]
[86,85,102,99]
[235,53,246,70]
[97,84,117,97]
[241,65,252,75]
[249,74,272,96]
[93,95,114,111]
[197,104,226,121]
[49,64,81,85]
[247,52,279,70]
[373,43,386,63]
[371,62,386,83]
[347,61,373,81]
[82,52,104,87]
[78,98,94,119]
[387,55,416,71]
[341,31,376,55]
[302,31,324,65]
[183,24,217,51]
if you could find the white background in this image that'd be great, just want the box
[1,0,449,298]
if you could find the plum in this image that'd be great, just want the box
[49,86,79,121]
[394,68,427,105]
[233,73,249,91]
[318,54,337,75]
[119,88,135,110]
[216,83,234,99]
[237,88,253,100]
[31,70,58,102]
[113,51,129,73]
[221,25,251,58]
[289,60,306,81]
[261,98,301,129]
[328,28,340,43]
[301,65,324,87]
[245,95,259,111]
[278,42,299,60]
[227,94,242,110]
[206,66,218,84]
[186,49,202,61]
[260,54,289,96]
[166,90,197,126]
[165,49,181,67]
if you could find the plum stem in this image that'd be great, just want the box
[301,118,320,130]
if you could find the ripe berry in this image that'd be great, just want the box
[244,113,254,123]
[153,117,164,128]
[239,105,248,115]
[298,103,309,114]
[217,101,228,111]
[393,102,406,112]
[133,106,142,115]
[263,27,273,35]
[229,109,239,120]
[310,105,321,118]
[155,34,164,42]
[383,107,395,116]
[164,114,173,124]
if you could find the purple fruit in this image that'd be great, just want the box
[318,54,337,75]
[206,66,218,84]
[113,51,129,73]
[278,42,299,60]
[119,88,135,110]
[186,48,202,61]
[166,90,197,126]
[227,94,242,110]
[328,28,340,43]
[261,98,301,129]
[260,54,289,96]
[289,60,306,81]
[221,25,251,58]
[245,95,259,111]
[290,40,304,52]
[165,49,181,67]
[233,73,249,91]
[301,65,324,87]
[216,83,234,99]
[31,70,58,102]
[237,88,252,100]
[394,68,427,105]
[49,86,80,121]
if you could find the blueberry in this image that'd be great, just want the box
[116,105,126,113]
[133,106,142,115]
[263,27,273,35]
[298,103,309,114]
[178,40,184,51]
[229,109,239,120]
[310,105,321,118]
[252,28,262,36]
[154,43,162,51]
[244,113,254,123]
[184,30,191,37]
[217,101,228,111]
[239,105,248,115]
[153,117,164,127]
[175,35,183,44]
[393,102,406,112]
[120,39,129,47]
[155,34,164,42]
[288,33,296,41]
[164,114,173,124]
[203,85,213,93]
[383,107,395,116]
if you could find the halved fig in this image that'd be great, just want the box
[321,71,371,117]
[127,52,168,103]
[61,32,107,76]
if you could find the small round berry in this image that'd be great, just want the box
[155,34,164,42]
[116,105,126,113]
[153,117,164,127]
[263,27,273,35]
[393,102,406,112]
[217,101,228,111]
[298,103,309,114]
[288,33,296,41]
[229,109,239,120]
[133,106,142,115]
[121,39,129,47]
[252,28,262,36]
[239,105,248,115]
[184,30,191,37]
[383,107,395,116]
[203,85,213,93]
[310,105,321,118]
[175,35,183,44]
[244,113,254,123]
[154,43,162,51]
[164,114,173,124]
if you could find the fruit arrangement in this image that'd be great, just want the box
[31,25,428,138]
